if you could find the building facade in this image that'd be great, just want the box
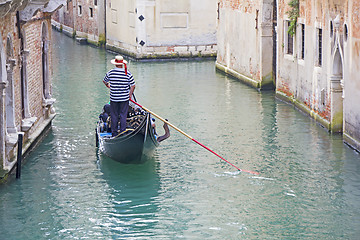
[106,0,217,59]
[216,0,360,152]
[276,0,360,150]
[52,0,106,45]
[216,0,275,89]
[52,0,218,59]
[0,0,65,180]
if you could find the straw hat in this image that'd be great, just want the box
[111,55,128,65]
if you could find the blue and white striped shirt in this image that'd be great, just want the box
[103,68,135,102]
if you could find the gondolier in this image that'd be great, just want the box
[103,55,136,137]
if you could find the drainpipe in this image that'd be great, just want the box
[272,0,277,85]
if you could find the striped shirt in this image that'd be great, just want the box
[103,68,135,102]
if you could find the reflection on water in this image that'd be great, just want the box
[97,153,161,237]
[0,30,360,239]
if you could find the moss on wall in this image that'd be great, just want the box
[99,34,106,47]
[276,90,331,130]
[331,112,343,132]
[261,73,275,90]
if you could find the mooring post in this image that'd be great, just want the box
[16,133,24,179]
[95,128,99,147]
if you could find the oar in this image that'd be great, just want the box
[130,99,259,175]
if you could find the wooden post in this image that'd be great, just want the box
[16,133,23,179]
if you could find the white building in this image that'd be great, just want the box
[216,0,275,89]
[106,0,218,59]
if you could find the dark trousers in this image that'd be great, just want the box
[110,101,129,136]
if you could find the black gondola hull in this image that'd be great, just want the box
[97,113,159,163]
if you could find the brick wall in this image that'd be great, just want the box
[1,11,54,149]
[53,0,101,42]
[24,15,46,120]
[0,14,22,128]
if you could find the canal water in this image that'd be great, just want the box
[1,30,360,239]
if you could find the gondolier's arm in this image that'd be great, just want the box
[103,80,110,89]
[129,85,136,100]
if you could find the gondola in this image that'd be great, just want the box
[96,102,159,163]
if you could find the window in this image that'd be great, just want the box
[78,5,82,16]
[94,0,98,6]
[344,24,348,42]
[300,23,305,59]
[89,7,93,18]
[285,21,294,55]
[330,21,334,38]
[111,9,117,24]
[317,28,322,66]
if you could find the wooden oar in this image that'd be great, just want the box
[130,99,259,175]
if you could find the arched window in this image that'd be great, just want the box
[330,21,334,38]
[344,23,349,42]
[20,29,31,119]
[5,35,17,134]
[0,33,7,166]
[42,21,51,100]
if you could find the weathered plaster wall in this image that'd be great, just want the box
[216,0,274,89]
[343,0,360,150]
[276,0,360,152]
[276,0,348,130]
[106,0,137,54]
[106,0,217,59]
[147,0,217,46]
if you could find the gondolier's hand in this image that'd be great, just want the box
[103,80,110,88]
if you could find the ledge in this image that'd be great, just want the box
[6,133,18,149]
[1,113,57,181]
[343,133,360,153]
[275,90,331,130]
[21,117,37,132]
[43,98,56,107]
[22,113,56,160]
[215,62,260,89]
[106,43,217,61]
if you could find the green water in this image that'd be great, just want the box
[0,30,360,239]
